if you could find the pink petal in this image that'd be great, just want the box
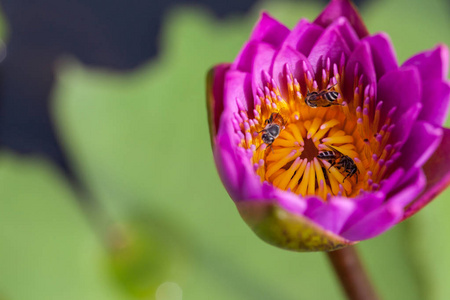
[214,108,246,201]
[250,42,278,78]
[214,70,255,200]
[308,23,351,76]
[313,0,369,38]
[223,70,253,113]
[418,79,450,127]
[379,168,406,196]
[303,196,356,235]
[207,64,231,138]
[402,44,449,81]
[229,42,277,109]
[385,168,426,207]
[276,190,307,215]
[342,170,425,240]
[238,148,270,201]
[232,40,277,74]
[215,118,266,202]
[214,129,242,201]
[377,66,421,126]
[339,191,385,234]
[248,12,290,47]
[271,45,314,99]
[341,204,401,241]
[363,33,398,80]
[403,128,450,220]
[344,41,377,98]
[329,17,360,51]
[341,203,401,241]
[396,121,443,183]
[282,19,324,56]
[389,103,422,148]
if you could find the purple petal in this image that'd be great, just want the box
[379,168,406,196]
[214,108,246,201]
[238,149,270,201]
[214,128,242,201]
[215,70,274,201]
[271,45,314,98]
[363,33,398,80]
[341,203,402,241]
[276,190,307,215]
[248,12,290,47]
[232,41,278,99]
[418,80,450,127]
[313,0,369,38]
[385,168,426,209]
[303,197,356,235]
[339,191,385,234]
[377,66,421,126]
[396,121,443,181]
[403,128,450,220]
[206,64,231,139]
[389,103,422,148]
[214,71,254,200]
[215,120,266,202]
[330,17,360,51]
[402,44,449,81]
[344,41,377,98]
[232,40,277,74]
[230,41,277,105]
[223,70,253,113]
[386,169,427,207]
[308,22,352,76]
[342,171,425,240]
[282,19,324,57]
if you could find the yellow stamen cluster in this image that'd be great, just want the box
[234,60,397,200]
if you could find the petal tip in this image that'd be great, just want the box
[314,0,369,38]
[249,11,289,47]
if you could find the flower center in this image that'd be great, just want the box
[300,138,319,160]
[233,57,398,200]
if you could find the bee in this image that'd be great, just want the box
[336,155,359,183]
[305,84,340,108]
[259,113,285,146]
[318,150,338,166]
[318,147,359,182]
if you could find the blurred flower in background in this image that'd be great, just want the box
[0,0,449,300]
[207,0,450,251]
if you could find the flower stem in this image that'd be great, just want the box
[327,246,380,300]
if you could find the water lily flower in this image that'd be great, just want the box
[207,0,450,251]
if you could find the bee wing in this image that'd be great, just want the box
[276,108,290,126]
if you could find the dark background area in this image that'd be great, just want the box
[0,0,259,182]
[0,0,368,185]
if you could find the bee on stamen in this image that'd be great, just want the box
[317,147,359,183]
[318,150,337,167]
[305,84,341,108]
[336,155,360,183]
[259,113,285,148]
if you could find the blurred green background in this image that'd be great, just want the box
[0,0,450,299]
